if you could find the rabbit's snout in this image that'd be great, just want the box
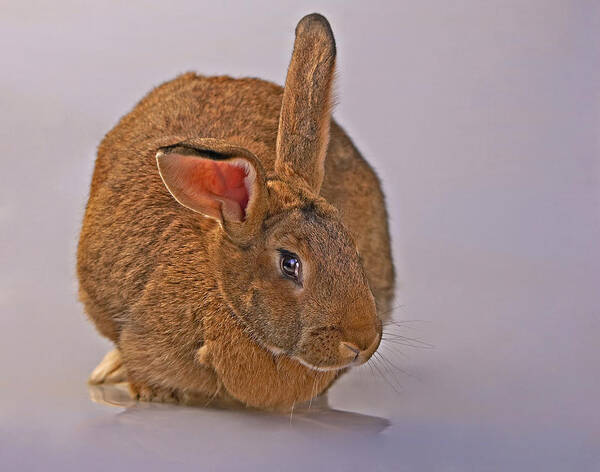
[296,317,381,371]
[339,319,382,366]
[339,333,381,366]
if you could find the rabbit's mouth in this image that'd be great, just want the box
[286,333,381,372]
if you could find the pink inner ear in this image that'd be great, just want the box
[191,159,249,213]
[164,154,251,221]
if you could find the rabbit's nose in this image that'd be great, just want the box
[339,342,361,362]
[338,333,380,365]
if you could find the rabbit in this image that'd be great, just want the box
[77,13,395,410]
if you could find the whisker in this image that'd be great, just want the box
[308,373,318,409]
[381,330,434,349]
[380,338,434,350]
[368,356,403,395]
[367,357,377,378]
[378,304,406,319]
[360,309,430,395]
[376,350,421,382]
[378,341,410,359]
[383,318,430,326]
[373,351,396,380]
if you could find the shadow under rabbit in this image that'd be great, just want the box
[88,382,390,435]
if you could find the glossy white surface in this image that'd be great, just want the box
[1,1,599,470]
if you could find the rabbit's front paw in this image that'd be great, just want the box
[195,341,213,366]
[88,348,127,384]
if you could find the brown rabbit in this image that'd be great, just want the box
[78,13,395,410]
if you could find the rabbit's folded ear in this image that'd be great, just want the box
[156,139,268,241]
[275,13,336,193]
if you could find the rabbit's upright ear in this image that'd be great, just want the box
[156,138,268,242]
[275,13,336,193]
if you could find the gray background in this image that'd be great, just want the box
[1,1,599,470]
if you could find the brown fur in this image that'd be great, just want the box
[276,13,336,191]
[77,13,395,411]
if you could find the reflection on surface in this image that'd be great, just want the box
[88,382,137,408]
[88,382,390,434]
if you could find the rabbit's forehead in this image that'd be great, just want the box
[263,179,358,259]
[266,209,358,259]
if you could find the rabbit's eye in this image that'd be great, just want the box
[279,251,301,282]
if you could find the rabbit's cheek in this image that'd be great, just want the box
[293,327,344,369]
